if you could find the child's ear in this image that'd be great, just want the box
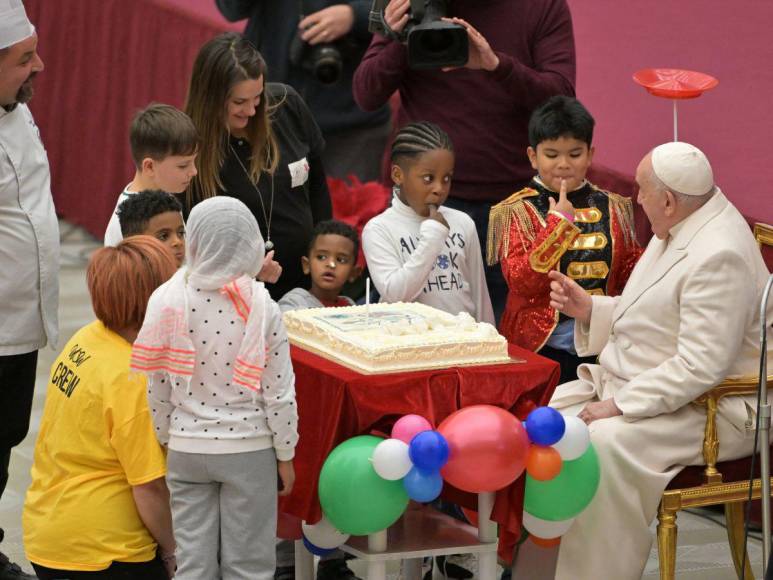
[348,264,363,283]
[527,146,538,171]
[141,157,155,175]
[390,164,403,186]
[301,256,311,275]
[587,145,595,165]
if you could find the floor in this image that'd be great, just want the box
[0,221,766,579]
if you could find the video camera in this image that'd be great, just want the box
[369,0,469,70]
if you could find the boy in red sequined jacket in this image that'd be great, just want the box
[487,96,642,382]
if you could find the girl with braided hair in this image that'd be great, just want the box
[362,121,494,324]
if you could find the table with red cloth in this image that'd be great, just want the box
[280,343,560,563]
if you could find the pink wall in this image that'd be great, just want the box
[568,0,773,224]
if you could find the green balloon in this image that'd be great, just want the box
[524,443,600,521]
[319,435,409,535]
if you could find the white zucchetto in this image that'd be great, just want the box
[652,141,714,196]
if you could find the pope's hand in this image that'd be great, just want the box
[548,270,592,324]
[258,250,282,284]
[577,398,622,425]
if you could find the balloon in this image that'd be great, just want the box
[303,536,336,557]
[302,516,350,550]
[408,430,449,471]
[403,467,443,502]
[438,405,529,493]
[524,407,566,446]
[392,414,433,444]
[552,416,591,461]
[372,438,413,480]
[530,535,561,548]
[319,435,409,535]
[524,444,600,521]
[525,445,562,481]
[522,512,575,539]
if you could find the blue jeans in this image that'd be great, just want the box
[443,197,508,325]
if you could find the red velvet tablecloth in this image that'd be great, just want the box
[281,343,560,561]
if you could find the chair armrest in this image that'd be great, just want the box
[691,376,773,483]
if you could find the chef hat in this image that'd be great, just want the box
[0,0,34,51]
[651,142,714,196]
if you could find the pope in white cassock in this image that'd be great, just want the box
[548,142,771,579]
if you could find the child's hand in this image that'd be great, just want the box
[427,204,449,229]
[277,460,295,497]
[548,179,575,219]
[548,270,592,324]
[257,250,282,284]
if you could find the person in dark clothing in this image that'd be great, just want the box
[353,0,577,323]
[184,32,332,301]
[216,0,391,183]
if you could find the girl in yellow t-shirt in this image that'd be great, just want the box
[23,237,177,580]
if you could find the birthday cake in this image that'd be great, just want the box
[283,302,512,374]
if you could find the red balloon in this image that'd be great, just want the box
[438,405,529,493]
[530,534,561,548]
[525,445,563,481]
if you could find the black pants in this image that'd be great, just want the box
[443,197,509,325]
[0,351,38,499]
[33,558,167,580]
[538,345,596,385]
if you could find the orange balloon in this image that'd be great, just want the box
[530,534,561,548]
[525,445,562,481]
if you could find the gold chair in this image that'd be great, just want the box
[657,222,773,580]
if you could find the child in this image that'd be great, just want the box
[104,103,198,246]
[117,189,186,267]
[131,197,298,580]
[362,122,494,325]
[279,219,361,312]
[487,95,642,382]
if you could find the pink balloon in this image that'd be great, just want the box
[439,405,529,493]
[391,414,433,444]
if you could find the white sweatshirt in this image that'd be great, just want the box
[146,282,298,460]
[362,196,494,324]
[103,185,134,247]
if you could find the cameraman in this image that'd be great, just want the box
[353,0,576,325]
[216,0,391,183]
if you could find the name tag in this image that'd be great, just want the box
[288,157,310,188]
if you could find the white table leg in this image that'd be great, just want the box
[294,539,314,580]
[367,530,388,580]
[402,557,423,580]
[478,492,498,580]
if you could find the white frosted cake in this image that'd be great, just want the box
[283,302,512,374]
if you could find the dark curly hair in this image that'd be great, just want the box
[117,190,183,237]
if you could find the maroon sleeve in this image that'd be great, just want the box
[489,0,576,109]
[352,34,410,112]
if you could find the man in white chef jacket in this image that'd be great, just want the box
[547,142,771,579]
[0,1,58,578]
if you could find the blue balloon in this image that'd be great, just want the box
[403,467,443,502]
[303,536,336,557]
[408,430,450,471]
[524,407,566,446]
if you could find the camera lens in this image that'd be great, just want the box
[311,45,343,85]
[420,30,455,54]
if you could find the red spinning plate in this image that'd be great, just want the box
[633,68,719,99]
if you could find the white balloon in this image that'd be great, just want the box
[522,511,575,539]
[302,516,350,549]
[371,438,413,481]
[552,416,590,461]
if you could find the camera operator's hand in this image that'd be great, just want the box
[442,17,500,72]
[300,5,354,45]
[384,0,410,35]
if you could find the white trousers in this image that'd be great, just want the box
[550,378,755,580]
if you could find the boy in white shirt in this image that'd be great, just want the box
[362,122,494,324]
[104,104,197,246]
